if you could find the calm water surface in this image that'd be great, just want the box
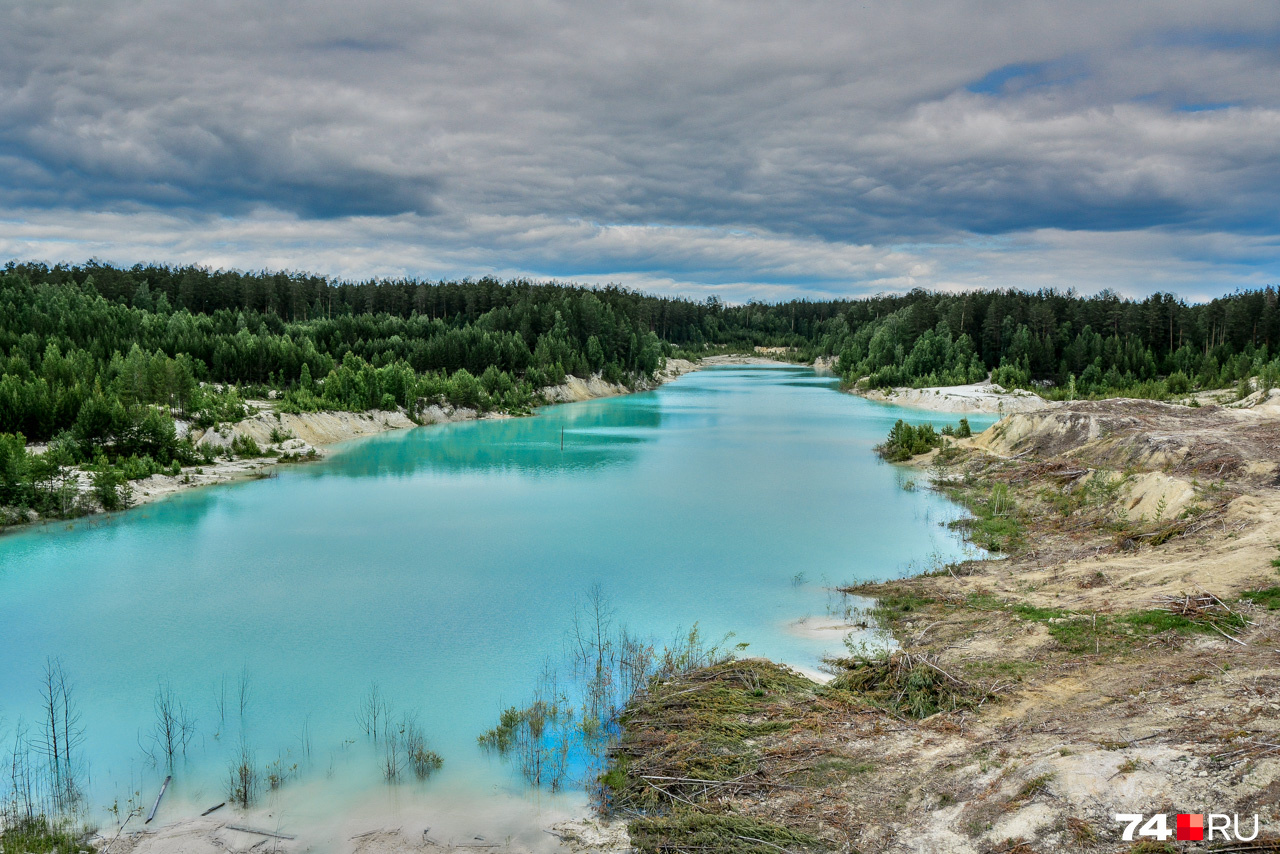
[0,366,993,846]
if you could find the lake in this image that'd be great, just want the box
[0,365,992,848]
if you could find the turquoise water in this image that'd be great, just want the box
[0,366,992,846]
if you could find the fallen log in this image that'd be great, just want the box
[145,775,171,824]
[227,825,297,840]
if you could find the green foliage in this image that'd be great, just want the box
[1241,587,1280,609]
[408,744,444,780]
[0,265,677,445]
[827,648,982,719]
[948,482,1025,552]
[877,419,941,461]
[90,458,132,511]
[477,705,535,754]
[5,262,1280,530]
[877,418,974,462]
[0,815,91,853]
[831,286,1280,397]
[229,435,266,458]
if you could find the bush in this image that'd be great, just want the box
[876,419,941,461]
[91,460,132,511]
[229,435,266,458]
[120,454,163,480]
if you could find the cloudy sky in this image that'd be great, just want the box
[1,1,1278,302]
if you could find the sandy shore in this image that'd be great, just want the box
[90,801,630,854]
[855,380,1053,414]
[699,354,794,366]
[614,392,1280,852]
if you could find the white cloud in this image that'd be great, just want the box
[0,1,1277,298]
[2,208,1274,303]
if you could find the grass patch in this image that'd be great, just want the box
[867,590,937,630]
[964,595,1247,655]
[1242,587,1280,609]
[629,813,826,854]
[0,816,91,853]
[1010,772,1054,804]
[964,593,1068,622]
[1045,609,1246,654]
[947,482,1026,552]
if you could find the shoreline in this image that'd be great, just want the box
[604,394,1280,852]
[3,359,701,536]
[850,379,1053,414]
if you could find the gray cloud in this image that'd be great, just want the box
[0,1,1278,296]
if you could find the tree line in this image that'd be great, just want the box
[825,288,1280,397]
[3,261,1280,523]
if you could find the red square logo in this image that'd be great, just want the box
[1176,813,1204,841]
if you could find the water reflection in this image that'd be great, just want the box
[321,395,665,480]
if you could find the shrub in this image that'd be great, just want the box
[91,460,132,511]
[877,419,942,461]
[229,435,266,458]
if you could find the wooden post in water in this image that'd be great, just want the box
[145,775,171,824]
[560,427,564,451]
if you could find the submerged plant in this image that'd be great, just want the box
[227,743,258,808]
[480,588,744,795]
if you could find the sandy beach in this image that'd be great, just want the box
[854,380,1053,414]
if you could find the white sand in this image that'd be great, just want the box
[90,790,629,854]
[856,381,1053,414]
